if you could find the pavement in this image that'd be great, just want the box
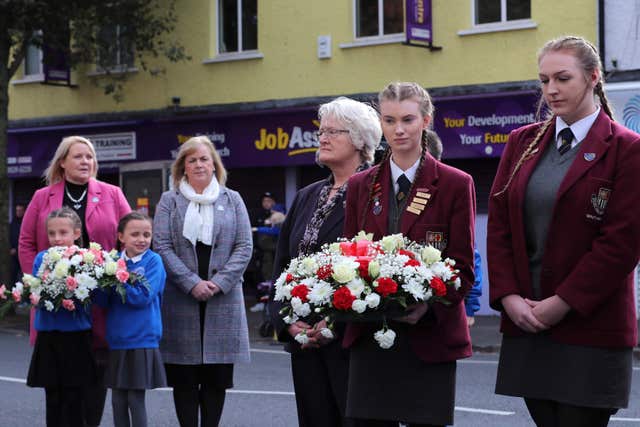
[3,303,639,358]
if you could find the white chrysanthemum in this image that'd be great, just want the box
[453,276,461,290]
[346,277,365,297]
[320,328,334,339]
[332,260,359,284]
[69,254,82,267]
[282,314,298,325]
[74,287,90,301]
[44,301,55,312]
[373,328,396,349]
[75,273,98,290]
[294,332,309,345]
[308,281,333,305]
[365,292,380,308]
[402,280,427,301]
[53,260,70,279]
[421,246,441,265]
[94,266,104,279]
[274,283,293,302]
[351,299,367,314]
[431,262,453,281]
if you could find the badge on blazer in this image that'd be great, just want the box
[426,231,447,251]
[591,187,611,216]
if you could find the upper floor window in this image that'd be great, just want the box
[218,0,257,54]
[475,0,530,24]
[97,24,134,71]
[356,0,404,38]
[24,42,43,77]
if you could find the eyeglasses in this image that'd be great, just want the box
[315,129,350,138]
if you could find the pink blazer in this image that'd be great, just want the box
[19,178,131,347]
[488,110,640,348]
[342,154,476,363]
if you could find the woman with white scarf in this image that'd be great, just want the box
[153,136,253,427]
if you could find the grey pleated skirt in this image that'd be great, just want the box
[105,348,167,390]
[496,334,632,409]
[346,324,456,425]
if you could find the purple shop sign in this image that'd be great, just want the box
[433,91,539,159]
[406,0,432,44]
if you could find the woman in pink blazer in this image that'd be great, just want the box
[488,36,640,427]
[19,136,131,427]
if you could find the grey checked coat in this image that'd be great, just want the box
[153,186,252,364]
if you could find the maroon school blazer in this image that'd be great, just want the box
[342,153,476,363]
[488,110,640,348]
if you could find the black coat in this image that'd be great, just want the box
[269,178,346,352]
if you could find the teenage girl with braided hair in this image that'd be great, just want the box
[488,36,640,427]
[342,82,476,427]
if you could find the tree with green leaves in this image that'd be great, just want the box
[0,0,188,284]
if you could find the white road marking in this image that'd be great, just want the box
[454,406,514,416]
[0,375,25,384]
[250,347,287,355]
[611,417,640,422]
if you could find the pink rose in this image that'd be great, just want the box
[63,246,77,257]
[11,290,21,302]
[29,294,40,305]
[116,269,130,283]
[0,284,7,300]
[62,299,75,311]
[90,249,104,265]
[66,276,78,291]
[117,258,127,269]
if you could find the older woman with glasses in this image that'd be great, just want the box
[270,97,382,427]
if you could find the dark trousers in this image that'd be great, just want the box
[525,398,614,427]
[291,342,353,427]
[84,348,107,426]
[45,386,85,427]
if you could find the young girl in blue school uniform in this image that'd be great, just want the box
[94,212,167,427]
[26,207,96,427]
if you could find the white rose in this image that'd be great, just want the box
[332,261,358,284]
[351,299,367,314]
[368,260,381,279]
[89,242,102,251]
[53,260,70,279]
[104,261,118,276]
[83,251,95,264]
[354,231,374,242]
[365,292,381,308]
[421,246,441,265]
[47,249,62,262]
[373,328,397,349]
[300,257,319,275]
[328,243,342,254]
[381,235,401,253]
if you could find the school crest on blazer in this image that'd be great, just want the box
[591,187,611,215]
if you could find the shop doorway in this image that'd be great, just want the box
[119,161,172,217]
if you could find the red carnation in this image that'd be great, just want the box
[316,265,333,281]
[332,286,356,311]
[404,259,421,267]
[291,284,310,302]
[374,277,398,297]
[431,277,447,297]
[398,249,415,259]
[286,273,294,283]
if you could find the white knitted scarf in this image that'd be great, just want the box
[179,178,220,246]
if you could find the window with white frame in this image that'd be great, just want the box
[23,31,43,78]
[218,0,257,54]
[475,0,530,25]
[355,0,403,38]
[97,24,134,70]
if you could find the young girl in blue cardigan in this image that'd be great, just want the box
[26,207,95,427]
[94,212,167,427]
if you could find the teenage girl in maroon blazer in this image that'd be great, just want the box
[343,82,476,427]
[488,36,640,427]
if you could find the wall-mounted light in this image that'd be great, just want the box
[171,96,181,108]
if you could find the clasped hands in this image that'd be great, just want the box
[502,294,570,333]
[190,280,221,301]
[288,319,334,350]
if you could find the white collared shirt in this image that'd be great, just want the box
[555,107,600,150]
[121,250,147,264]
[390,156,420,194]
